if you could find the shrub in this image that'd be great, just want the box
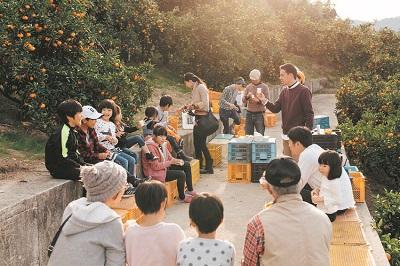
[160,0,285,88]
[0,0,152,134]
[338,111,400,189]
[374,190,400,265]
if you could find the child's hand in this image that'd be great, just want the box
[105,135,113,142]
[98,152,109,160]
[116,131,125,137]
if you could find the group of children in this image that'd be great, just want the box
[45,95,193,197]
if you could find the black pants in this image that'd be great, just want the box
[300,183,314,204]
[50,166,81,180]
[193,117,212,163]
[220,108,240,134]
[165,166,191,200]
[167,135,181,153]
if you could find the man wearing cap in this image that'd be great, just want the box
[243,158,331,266]
[242,69,269,135]
[258,63,314,157]
[76,105,110,164]
[219,77,246,134]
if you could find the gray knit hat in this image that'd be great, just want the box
[80,161,127,202]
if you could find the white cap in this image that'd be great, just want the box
[249,69,261,81]
[82,105,103,119]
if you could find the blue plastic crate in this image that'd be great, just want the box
[314,115,330,129]
[251,138,277,163]
[215,134,234,140]
[228,138,252,163]
[344,165,359,174]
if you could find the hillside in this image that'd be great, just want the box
[352,16,400,31]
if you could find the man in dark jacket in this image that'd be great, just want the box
[45,99,86,180]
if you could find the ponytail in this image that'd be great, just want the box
[184,72,205,85]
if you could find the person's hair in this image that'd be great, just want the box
[98,99,117,122]
[280,63,298,79]
[183,72,205,85]
[153,125,168,137]
[135,181,167,214]
[271,184,299,195]
[144,106,158,118]
[318,151,342,180]
[297,71,305,85]
[159,95,173,107]
[189,193,224,234]
[265,158,300,195]
[287,126,313,148]
[57,99,82,124]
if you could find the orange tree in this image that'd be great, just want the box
[0,0,152,134]
[160,0,285,88]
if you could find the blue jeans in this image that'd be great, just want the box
[245,111,265,135]
[219,108,240,134]
[124,135,145,148]
[114,151,136,175]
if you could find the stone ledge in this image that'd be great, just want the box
[0,176,82,265]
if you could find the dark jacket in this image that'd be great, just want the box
[115,123,139,148]
[45,124,85,175]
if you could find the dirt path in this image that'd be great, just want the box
[164,94,337,265]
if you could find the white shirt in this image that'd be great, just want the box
[94,119,117,150]
[318,169,355,214]
[177,238,235,266]
[156,106,168,127]
[338,169,356,210]
[298,144,325,189]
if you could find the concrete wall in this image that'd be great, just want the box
[0,178,82,265]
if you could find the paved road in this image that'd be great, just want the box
[164,94,337,265]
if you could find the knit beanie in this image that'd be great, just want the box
[80,161,127,202]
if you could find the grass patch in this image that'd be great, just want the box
[0,131,46,159]
[148,67,189,94]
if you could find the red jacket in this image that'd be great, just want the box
[141,139,173,182]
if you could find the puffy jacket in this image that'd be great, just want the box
[141,139,173,182]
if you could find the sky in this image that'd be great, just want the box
[315,0,400,22]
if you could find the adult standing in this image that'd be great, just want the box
[243,158,332,266]
[183,72,214,174]
[242,69,269,135]
[258,63,314,157]
[219,77,246,134]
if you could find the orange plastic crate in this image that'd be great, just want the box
[165,179,178,207]
[227,163,251,183]
[234,118,246,136]
[209,90,222,101]
[208,143,222,166]
[168,115,180,130]
[264,113,277,128]
[350,172,366,203]
[211,100,220,113]
[190,159,201,185]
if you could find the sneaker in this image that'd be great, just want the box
[145,152,158,161]
[123,185,136,198]
[185,190,198,197]
[179,195,193,203]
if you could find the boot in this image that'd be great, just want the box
[197,156,205,169]
[200,159,214,174]
[177,150,193,162]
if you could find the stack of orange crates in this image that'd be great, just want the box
[211,100,220,113]
[165,180,178,207]
[227,163,252,183]
[190,159,201,185]
[234,118,246,137]
[209,90,222,101]
[264,112,277,128]
[349,171,366,203]
[207,143,222,166]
